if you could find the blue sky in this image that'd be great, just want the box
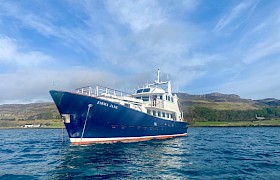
[0,0,280,104]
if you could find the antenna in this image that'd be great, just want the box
[157,68,160,83]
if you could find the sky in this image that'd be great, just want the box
[0,0,280,104]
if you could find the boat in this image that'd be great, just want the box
[49,69,188,144]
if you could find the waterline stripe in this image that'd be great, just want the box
[70,133,187,144]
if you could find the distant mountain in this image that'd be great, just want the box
[255,98,280,107]
[0,93,279,123]
[176,92,259,110]
[176,92,279,109]
[174,93,280,123]
[0,102,59,121]
[176,92,245,102]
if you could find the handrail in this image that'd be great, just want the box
[75,85,136,99]
[75,86,93,96]
[95,85,131,98]
[75,85,145,112]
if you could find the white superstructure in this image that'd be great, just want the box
[131,69,184,121]
[75,69,184,122]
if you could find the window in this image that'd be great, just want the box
[168,96,170,101]
[158,111,161,117]
[136,97,141,99]
[160,95,163,100]
[143,88,150,92]
[153,110,156,116]
[124,103,130,108]
[147,109,151,115]
[167,113,169,118]
[136,89,143,93]
[162,112,165,117]
[142,96,149,101]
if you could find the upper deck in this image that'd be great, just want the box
[74,69,184,122]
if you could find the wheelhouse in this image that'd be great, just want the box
[131,69,184,121]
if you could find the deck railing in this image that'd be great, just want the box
[75,85,132,98]
[75,86,93,96]
[75,86,144,112]
[95,85,132,98]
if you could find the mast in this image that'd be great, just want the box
[147,68,171,91]
[157,68,160,84]
[167,81,171,94]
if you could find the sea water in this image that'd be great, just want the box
[0,127,279,179]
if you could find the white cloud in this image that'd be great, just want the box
[219,59,280,99]
[0,2,56,36]
[214,1,258,32]
[1,0,280,104]
[68,0,208,89]
[92,19,207,75]
[0,67,122,104]
[106,0,166,32]
[243,41,280,64]
[0,37,15,60]
[0,1,98,54]
[23,14,55,36]
[177,0,199,12]
[241,7,280,63]
[0,36,53,67]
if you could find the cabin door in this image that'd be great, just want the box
[152,95,157,107]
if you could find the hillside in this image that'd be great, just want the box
[176,93,280,124]
[0,103,60,128]
[0,102,60,120]
[255,98,280,107]
[177,92,264,110]
[0,93,280,127]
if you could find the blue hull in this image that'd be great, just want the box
[50,90,188,144]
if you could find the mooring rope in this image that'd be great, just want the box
[62,119,64,143]
[81,104,93,142]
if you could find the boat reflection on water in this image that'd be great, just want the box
[48,137,189,179]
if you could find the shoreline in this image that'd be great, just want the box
[189,119,280,127]
[1,125,280,130]
[1,119,280,129]
[0,126,64,130]
[189,125,280,127]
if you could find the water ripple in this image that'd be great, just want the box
[0,127,280,179]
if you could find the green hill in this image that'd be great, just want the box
[177,92,259,110]
[1,93,280,128]
[176,93,280,125]
[0,103,61,128]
